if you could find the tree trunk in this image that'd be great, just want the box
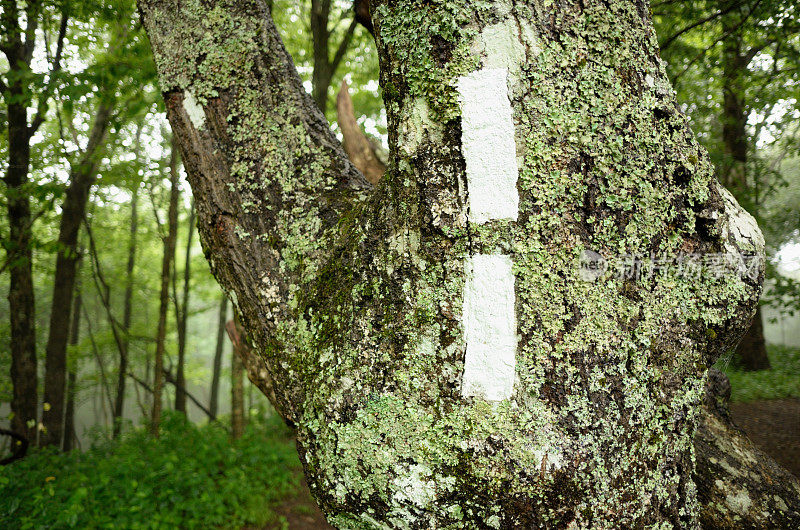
[42,103,112,447]
[4,94,38,447]
[3,0,67,448]
[718,2,770,372]
[695,369,800,527]
[225,320,246,440]
[310,0,357,115]
[114,179,139,437]
[3,42,39,448]
[733,305,770,371]
[150,141,180,436]
[209,293,228,419]
[174,201,195,414]
[63,288,82,452]
[140,0,794,525]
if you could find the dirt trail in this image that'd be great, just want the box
[731,398,800,479]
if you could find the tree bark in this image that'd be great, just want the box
[150,141,180,436]
[209,293,228,419]
[114,177,139,438]
[2,0,42,446]
[139,0,792,525]
[695,369,800,528]
[174,201,195,414]
[225,319,246,440]
[42,102,112,447]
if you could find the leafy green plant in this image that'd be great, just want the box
[0,412,300,529]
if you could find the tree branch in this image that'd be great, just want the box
[29,7,69,136]
[330,17,358,74]
[660,1,746,51]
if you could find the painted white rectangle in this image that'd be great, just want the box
[462,254,517,401]
[456,68,519,224]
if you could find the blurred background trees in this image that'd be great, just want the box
[654,0,800,370]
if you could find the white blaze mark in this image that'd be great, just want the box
[456,67,519,224]
[462,254,517,401]
[183,90,205,129]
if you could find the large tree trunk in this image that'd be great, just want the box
[3,0,66,448]
[209,293,228,419]
[4,91,38,447]
[150,142,180,436]
[139,0,796,525]
[42,103,112,448]
[2,28,39,447]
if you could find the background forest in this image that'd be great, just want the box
[1,0,799,527]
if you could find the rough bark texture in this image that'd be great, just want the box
[138,0,793,526]
[209,293,228,419]
[337,80,386,184]
[695,369,800,528]
[42,103,112,447]
[150,144,180,436]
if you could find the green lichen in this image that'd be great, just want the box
[144,0,763,526]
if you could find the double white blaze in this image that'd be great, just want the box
[457,68,519,402]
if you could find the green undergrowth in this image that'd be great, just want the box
[717,343,800,402]
[0,412,301,529]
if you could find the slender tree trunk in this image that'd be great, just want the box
[63,287,82,452]
[310,0,357,114]
[140,0,789,525]
[226,319,246,440]
[231,347,245,440]
[310,0,333,113]
[113,181,139,437]
[42,103,112,447]
[719,2,770,371]
[734,305,771,371]
[209,294,228,419]
[174,201,195,414]
[150,142,180,436]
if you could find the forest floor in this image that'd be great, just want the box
[266,398,800,529]
[731,398,800,478]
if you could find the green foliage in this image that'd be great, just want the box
[718,344,800,402]
[0,413,301,529]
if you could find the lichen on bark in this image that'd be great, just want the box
[137,0,785,527]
